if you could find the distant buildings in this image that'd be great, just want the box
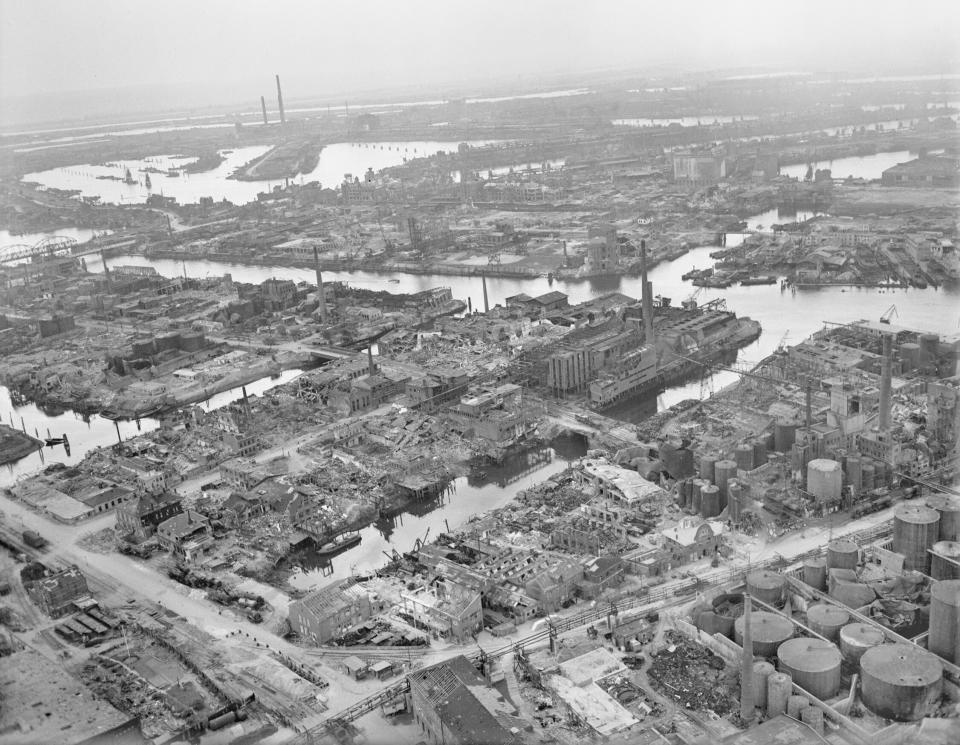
[881,155,960,188]
[673,152,728,187]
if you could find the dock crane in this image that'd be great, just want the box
[880,304,898,325]
[682,287,704,311]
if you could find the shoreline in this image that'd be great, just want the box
[0,424,43,466]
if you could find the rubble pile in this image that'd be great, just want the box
[647,630,737,715]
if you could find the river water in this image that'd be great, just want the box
[0,227,105,252]
[22,140,499,206]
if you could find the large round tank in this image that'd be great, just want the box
[899,342,920,372]
[180,331,206,352]
[131,337,156,358]
[735,611,794,657]
[807,459,842,501]
[827,539,859,571]
[801,706,825,736]
[845,456,861,493]
[690,480,704,514]
[734,445,754,472]
[714,459,738,505]
[839,623,886,664]
[928,579,960,665]
[752,660,775,709]
[697,611,732,637]
[701,484,720,518]
[746,570,786,605]
[919,333,940,366]
[676,481,688,508]
[766,672,792,718]
[925,494,960,542]
[777,638,842,700]
[774,421,797,452]
[893,504,940,573]
[806,604,849,642]
[699,455,716,483]
[861,462,875,492]
[155,331,181,352]
[728,482,743,521]
[752,438,768,468]
[674,448,695,478]
[803,558,827,591]
[860,644,943,722]
[930,541,960,580]
[786,695,809,719]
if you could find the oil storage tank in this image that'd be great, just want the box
[845,455,862,494]
[930,541,960,580]
[774,421,797,452]
[827,539,859,571]
[807,459,842,502]
[925,494,960,542]
[700,484,721,518]
[919,333,940,367]
[699,455,716,483]
[734,445,754,472]
[714,459,738,504]
[777,638,842,700]
[928,579,960,665]
[899,342,920,372]
[829,569,876,609]
[752,660,775,710]
[803,558,827,591]
[806,604,849,642]
[766,672,792,718]
[860,644,943,721]
[893,504,940,573]
[839,623,885,665]
[746,570,786,605]
[735,611,794,657]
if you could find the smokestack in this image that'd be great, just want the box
[805,377,813,431]
[313,246,327,323]
[482,275,489,314]
[740,593,755,723]
[275,75,286,124]
[640,240,654,343]
[367,346,376,376]
[100,250,112,292]
[880,333,892,430]
[260,96,269,125]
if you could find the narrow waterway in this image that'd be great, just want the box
[0,368,303,488]
[288,432,588,588]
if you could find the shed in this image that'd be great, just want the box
[342,655,367,680]
[369,660,394,680]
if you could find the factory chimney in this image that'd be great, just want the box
[740,593,755,723]
[275,75,286,124]
[879,332,892,430]
[313,246,327,323]
[367,346,376,377]
[100,250,112,292]
[640,240,654,343]
[482,275,489,314]
[260,96,269,125]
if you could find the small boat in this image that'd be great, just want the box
[315,532,361,557]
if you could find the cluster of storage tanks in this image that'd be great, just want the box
[673,444,773,520]
[696,567,957,723]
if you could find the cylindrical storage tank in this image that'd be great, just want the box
[752,660,775,710]
[930,541,960,580]
[919,333,940,366]
[803,558,827,591]
[845,456,861,493]
[774,421,797,452]
[893,504,940,573]
[697,611,732,637]
[806,604,849,642]
[714,460,738,504]
[861,462,875,492]
[690,480,703,514]
[925,495,960,542]
[777,638,842,700]
[807,459,842,502]
[752,438,768,467]
[728,482,743,521]
[899,342,920,372]
[180,331,206,352]
[675,448,695,478]
[735,611,794,658]
[155,331,180,352]
[801,706,824,735]
[767,672,792,718]
[746,570,786,605]
[787,695,809,719]
[701,484,720,518]
[860,644,943,721]
[734,445,754,472]
[676,482,687,508]
[928,579,960,665]
[839,623,886,665]
[660,441,678,477]
[699,455,716,483]
[827,539,859,571]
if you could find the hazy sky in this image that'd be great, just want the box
[1,0,958,111]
